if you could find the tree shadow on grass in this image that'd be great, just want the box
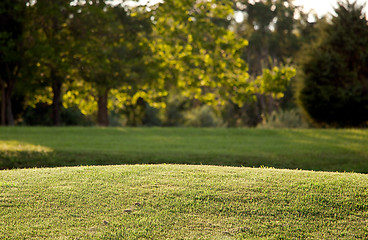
[1,149,368,173]
[1,128,368,173]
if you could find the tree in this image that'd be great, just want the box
[233,0,302,75]
[297,0,368,127]
[152,0,251,107]
[71,1,155,126]
[0,0,26,125]
[26,0,74,126]
[223,0,302,126]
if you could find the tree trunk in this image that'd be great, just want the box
[97,88,109,126]
[5,89,14,126]
[51,70,62,126]
[2,77,16,126]
[256,93,266,122]
[0,79,5,126]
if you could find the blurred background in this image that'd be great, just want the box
[1,0,367,128]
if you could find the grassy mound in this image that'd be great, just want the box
[0,127,368,172]
[1,164,367,239]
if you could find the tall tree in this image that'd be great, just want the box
[297,0,368,127]
[228,0,305,126]
[0,0,26,125]
[27,0,74,126]
[71,1,154,126]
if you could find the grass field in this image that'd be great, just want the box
[1,127,368,239]
[1,164,368,239]
[0,127,368,172]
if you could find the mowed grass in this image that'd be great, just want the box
[0,127,368,172]
[1,164,368,239]
[1,128,368,239]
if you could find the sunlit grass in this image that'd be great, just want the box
[0,140,52,152]
[0,164,367,239]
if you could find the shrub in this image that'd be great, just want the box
[22,103,53,126]
[258,108,309,129]
[61,106,93,126]
[163,93,189,126]
[184,105,224,127]
[143,104,162,126]
[23,103,92,126]
[297,1,368,127]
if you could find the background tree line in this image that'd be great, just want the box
[0,0,367,127]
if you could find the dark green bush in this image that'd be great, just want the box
[23,103,92,126]
[23,103,53,126]
[297,1,368,127]
[143,104,162,126]
[60,106,93,126]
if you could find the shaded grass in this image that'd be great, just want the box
[1,164,368,239]
[0,127,368,172]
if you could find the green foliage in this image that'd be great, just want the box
[235,0,305,74]
[6,0,362,128]
[255,66,296,99]
[163,93,189,126]
[153,0,251,107]
[0,0,24,65]
[60,106,93,126]
[23,103,53,126]
[72,3,154,89]
[258,108,309,128]
[232,0,307,126]
[297,1,368,127]
[142,103,162,126]
[184,105,224,127]
[23,103,92,126]
[0,0,26,125]
[70,2,156,126]
[221,101,261,127]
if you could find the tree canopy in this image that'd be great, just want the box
[4,0,363,128]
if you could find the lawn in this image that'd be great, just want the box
[1,127,368,239]
[0,127,368,172]
[1,164,368,239]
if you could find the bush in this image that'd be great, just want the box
[297,2,368,127]
[258,108,309,129]
[22,103,53,126]
[143,104,162,126]
[163,93,190,126]
[221,101,261,127]
[61,106,93,126]
[184,105,224,127]
[23,103,92,126]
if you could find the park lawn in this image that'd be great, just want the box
[0,127,368,172]
[0,128,368,239]
[0,164,367,239]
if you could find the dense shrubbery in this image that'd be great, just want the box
[297,2,368,127]
[23,103,92,126]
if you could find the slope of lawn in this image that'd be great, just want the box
[1,164,367,239]
[1,127,368,172]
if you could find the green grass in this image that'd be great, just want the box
[1,127,368,238]
[1,127,368,172]
[1,164,367,239]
